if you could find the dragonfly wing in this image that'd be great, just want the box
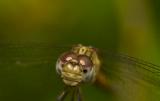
[100,50,160,88]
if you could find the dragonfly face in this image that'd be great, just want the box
[56,44,101,86]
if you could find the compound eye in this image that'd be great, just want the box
[60,52,77,63]
[78,55,93,72]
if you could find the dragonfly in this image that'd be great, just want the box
[1,43,160,101]
[55,44,160,101]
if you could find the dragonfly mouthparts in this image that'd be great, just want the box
[61,71,83,86]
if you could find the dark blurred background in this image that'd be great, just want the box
[0,0,160,101]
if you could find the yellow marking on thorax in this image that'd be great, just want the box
[78,47,93,57]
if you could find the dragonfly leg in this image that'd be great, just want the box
[76,87,83,101]
[57,86,69,101]
[71,87,76,101]
[57,90,68,101]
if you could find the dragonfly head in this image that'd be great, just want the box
[56,44,101,86]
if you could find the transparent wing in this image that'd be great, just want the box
[0,43,72,65]
[99,48,160,89]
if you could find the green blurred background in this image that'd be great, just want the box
[0,0,160,101]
